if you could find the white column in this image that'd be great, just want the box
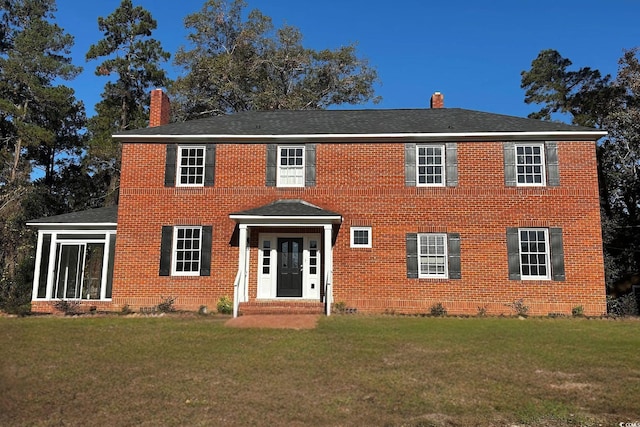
[243,227,251,302]
[323,225,333,316]
[31,231,44,300]
[234,224,248,318]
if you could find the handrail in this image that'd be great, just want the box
[232,268,244,318]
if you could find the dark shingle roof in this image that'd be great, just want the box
[115,108,601,138]
[27,206,118,225]
[231,199,340,217]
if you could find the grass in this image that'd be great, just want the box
[0,315,639,426]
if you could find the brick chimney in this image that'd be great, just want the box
[149,89,170,127]
[430,92,444,109]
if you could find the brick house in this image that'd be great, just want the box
[28,90,608,316]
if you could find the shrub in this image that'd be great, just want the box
[505,299,529,317]
[157,296,177,313]
[476,305,488,317]
[571,305,584,317]
[52,300,81,315]
[607,294,639,317]
[216,296,232,314]
[0,259,33,316]
[333,301,347,314]
[430,302,447,317]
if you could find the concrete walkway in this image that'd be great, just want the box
[225,314,320,329]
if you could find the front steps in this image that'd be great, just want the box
[239,300,325,315]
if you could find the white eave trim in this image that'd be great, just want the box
[114,130,608,143]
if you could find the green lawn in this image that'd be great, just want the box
[1,315,638,426]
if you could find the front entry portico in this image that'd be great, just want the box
[229,199,342,317]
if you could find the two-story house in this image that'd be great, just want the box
[28,90,608,316]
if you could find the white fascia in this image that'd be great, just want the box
[114,130,608,143]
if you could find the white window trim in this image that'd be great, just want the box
[171,226,202,276]
[176,145,206,187]
[518,228,551,280]
[418,233,448,279]
[416,144,446,187]
[276,145,305,188]
[350,226,372,248]
[515,143,546,187]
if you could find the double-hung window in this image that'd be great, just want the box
[159,225,212,277]
[164,144,216,187]
[515,143,545,186]
[405,143,458,187]
[177,146,205,186]
[172,226,202,275]
[406,232,461,279]
[278,145,305,187]
[507,227,565,281]
[504,141,559,187]
[418,233,448,277]
[266,144,316,187]
[417,145,445,186]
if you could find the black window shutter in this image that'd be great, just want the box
[305,144,316,186]
[503,142,516,187]
[445,143,458,187]
[204,145,216,187]
[266,144,277,187]
[405,143,416,187]
[506,227,521,280]
[165,145,177,187]
[200,226,213,276]
[406,233,418,278]
[447,233,461,279]
[159,226,173,276]
[549,227,565,281]
[546,142,560,187]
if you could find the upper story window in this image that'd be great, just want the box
[504,141,559,187]
[278,145,305,187]
[506,227,565,281]
[515,143,545,186]
[350,226,372,248]
[405,143,457,187]
[417,145,445,186]
[178,146,205,186]
[266,144,316,187]
[165,144,216,188]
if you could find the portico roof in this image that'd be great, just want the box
[230,199,342,226]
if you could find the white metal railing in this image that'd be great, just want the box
[232,268,244,318]
[324,269,333,316]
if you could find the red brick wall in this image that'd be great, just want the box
[111,140,606,316]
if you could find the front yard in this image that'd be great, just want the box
[0,315,638,426]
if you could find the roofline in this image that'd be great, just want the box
[114,130,608,143]
[27,222,117,228]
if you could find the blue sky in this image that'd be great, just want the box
[55,0,640,119]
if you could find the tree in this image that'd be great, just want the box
[85,0,170,205]
[521,49,620,127]
[521,48,640,288]
[171,0,380,120]
[0,0,84,311]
